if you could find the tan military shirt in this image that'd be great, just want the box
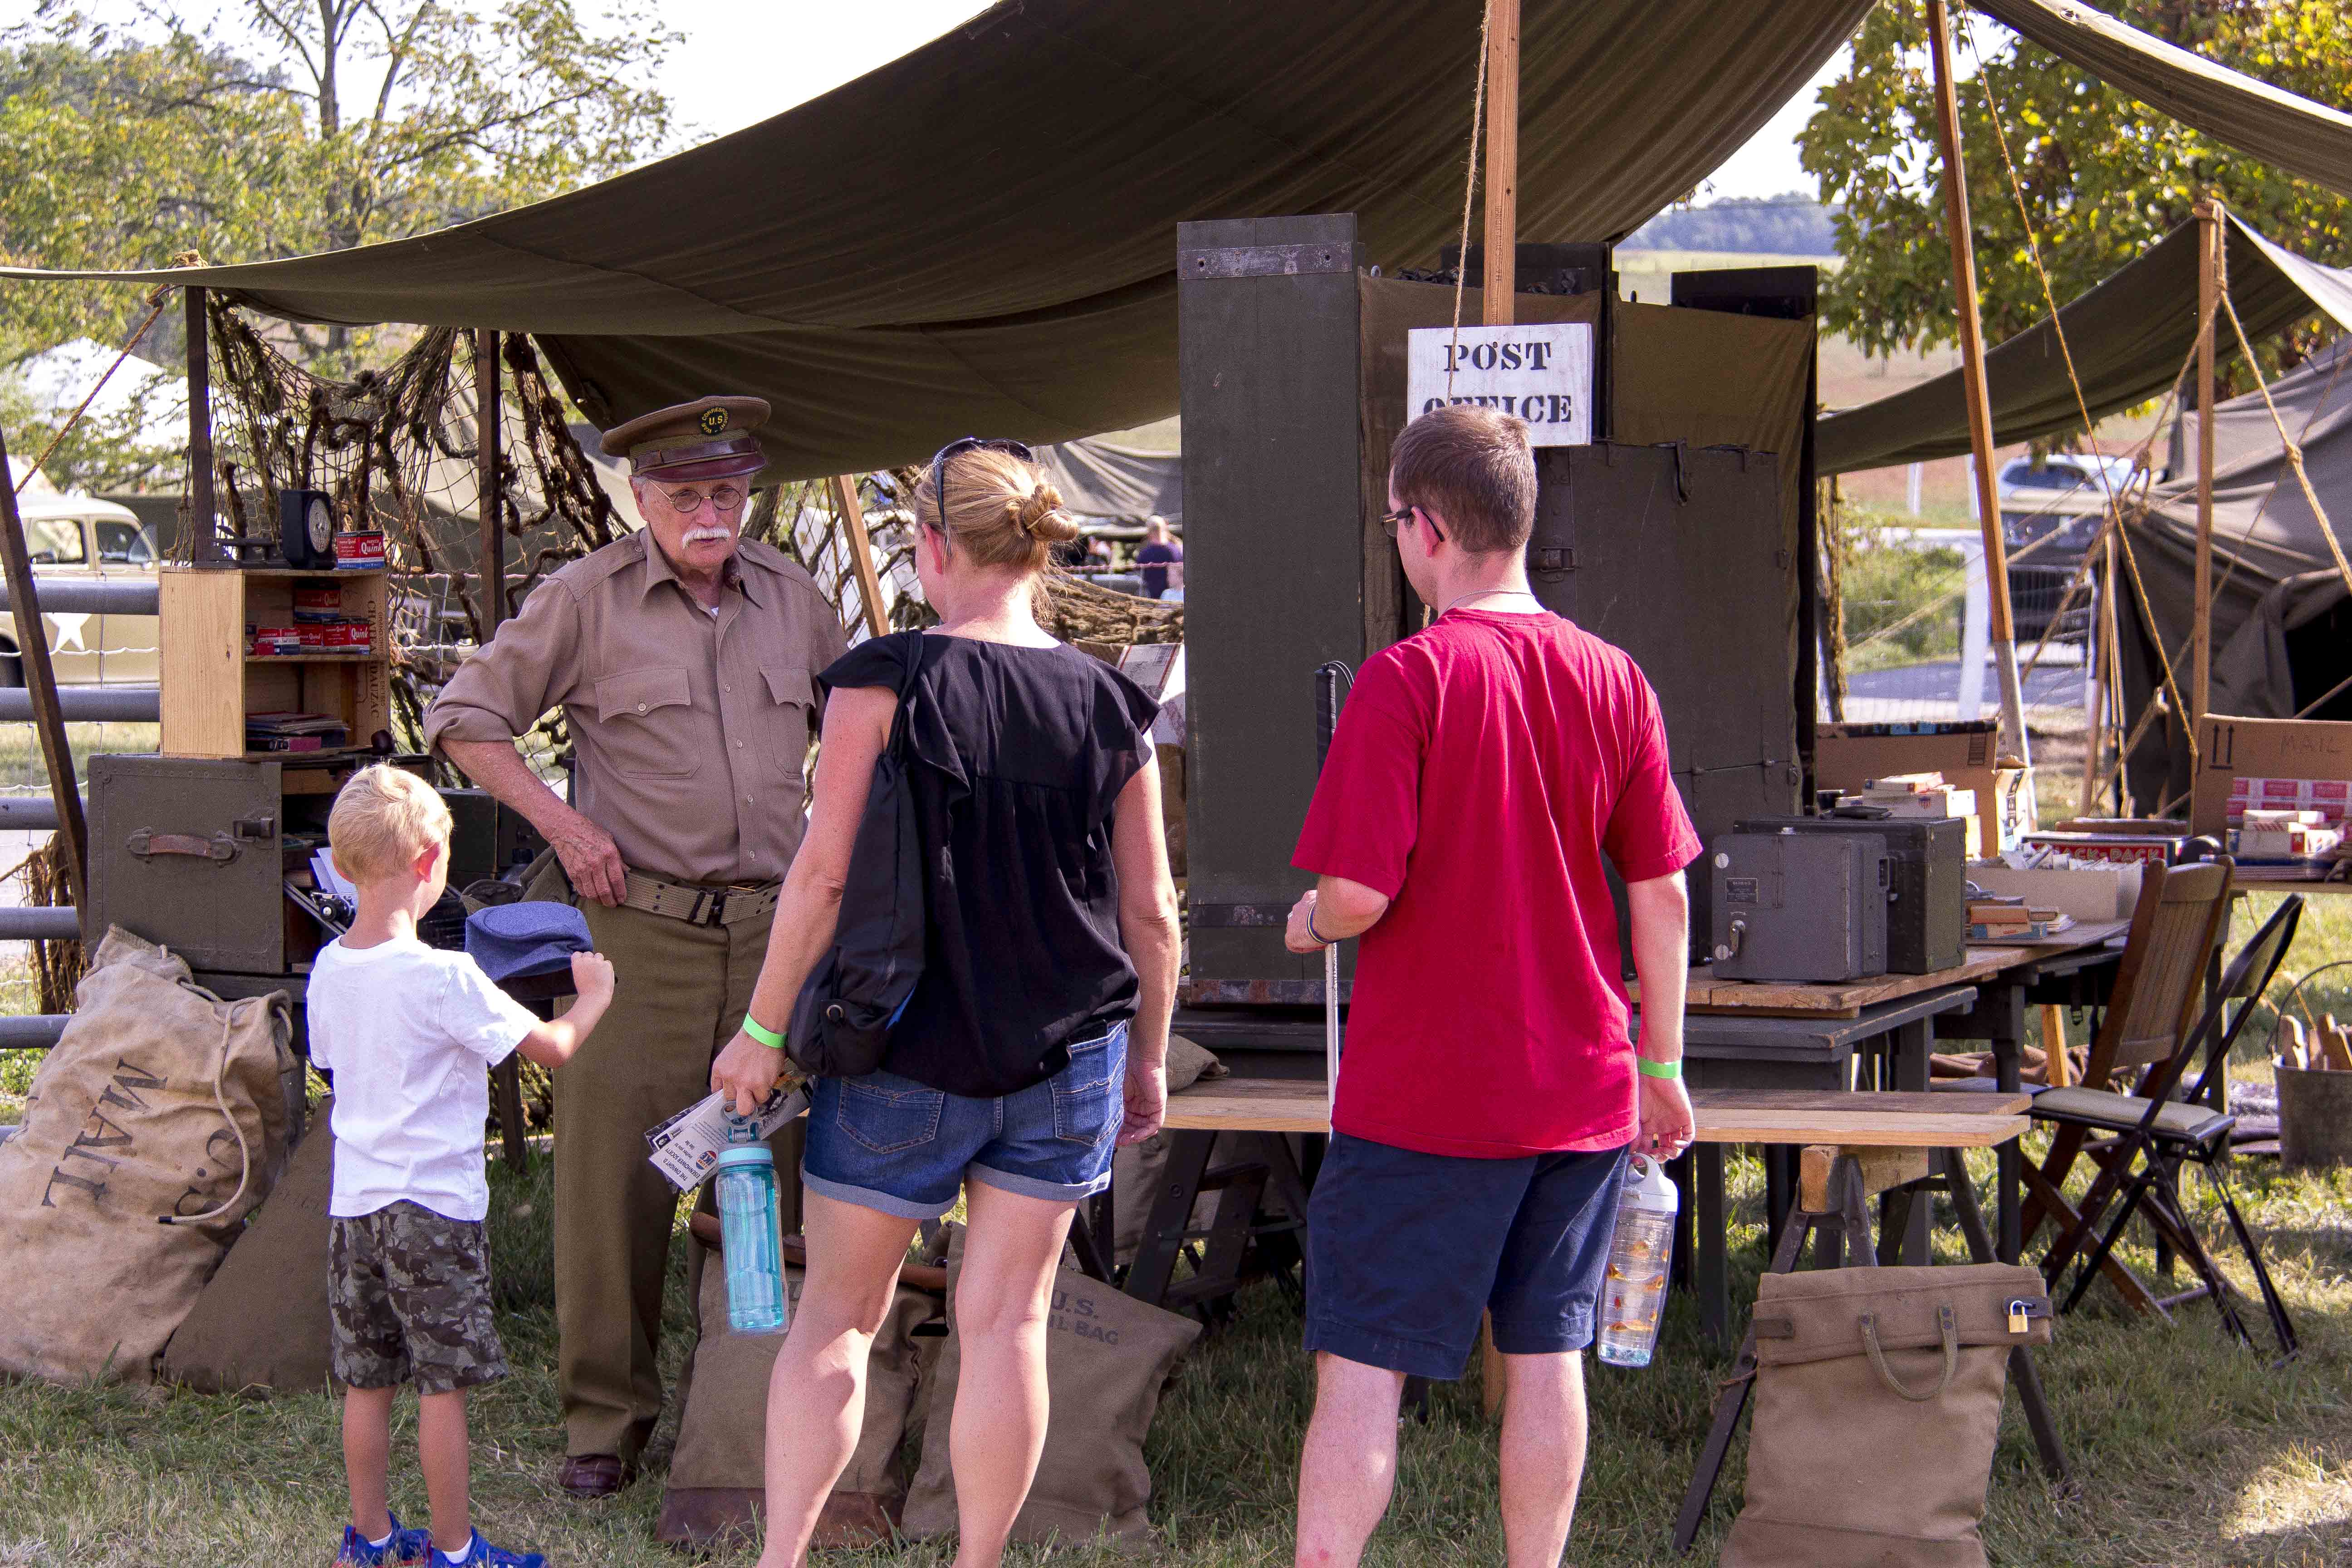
[424,533,850,887]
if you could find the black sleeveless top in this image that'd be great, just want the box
[816,631,1161,1096]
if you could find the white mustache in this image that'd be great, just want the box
[682,526,734,545]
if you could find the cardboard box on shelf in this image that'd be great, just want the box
[1816,723,2036,857]
[1965,862,2143,924]
[2195,715,2352,838]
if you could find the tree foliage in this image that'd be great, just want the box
[1800,1,2351,379]
[0,1,679,367]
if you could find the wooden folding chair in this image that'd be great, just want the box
[2018,858,2234,1317]
[2035,893,2302,1357]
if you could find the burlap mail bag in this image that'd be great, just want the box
[1725,1263,2053,1568]
[902,1245,1202,1548]
[657,1259,940,1551]
[163,1100,337,1395]
[0,927,296,1384]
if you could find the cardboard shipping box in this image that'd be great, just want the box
[1964,862,2143,924]
[2194,715,2352,840]
[1815,724,2036,858]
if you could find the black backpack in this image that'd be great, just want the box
[788,634,929,1079]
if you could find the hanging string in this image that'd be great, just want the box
[1445,2,1494,397]
[2219,288,2352,602]
[1964,16,2196,763]
[11,280,182,495]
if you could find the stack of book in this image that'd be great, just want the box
[245,711,350,753]
[1965,892,2070,942]
[1858,770,1983,857]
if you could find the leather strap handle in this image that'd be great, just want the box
[1859,1305,1958,1402]
[126,828,238,863]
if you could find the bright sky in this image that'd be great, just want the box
[0,1,1839,205]
[654,5,1838,204]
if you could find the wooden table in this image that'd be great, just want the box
[1931,924,2132,1260]
[1633,928,2133,1268]
[1130,1077,2026,1328]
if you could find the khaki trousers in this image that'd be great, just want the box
[554,894,798,1462]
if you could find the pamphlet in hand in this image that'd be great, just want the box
[645,1085,808,1192]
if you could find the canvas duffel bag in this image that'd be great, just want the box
[902,1236,1201,1548]
[657,1255,941,1551]
[0,927,297,1384]
[162,1098,337,1395]
[1725,1262,2053,1568]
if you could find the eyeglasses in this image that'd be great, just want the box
[660,483,748,515]
[1381,504,1445,545]
[927,436,1035,533]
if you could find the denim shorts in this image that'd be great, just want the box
[802,1023,1126,1219]
[1303,1133,1631,1379]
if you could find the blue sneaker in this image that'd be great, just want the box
[433,1530,545,1568]
[335,1510,432,1564]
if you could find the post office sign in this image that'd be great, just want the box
[1405,322,1594,445]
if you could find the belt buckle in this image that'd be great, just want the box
[691,887,725,926]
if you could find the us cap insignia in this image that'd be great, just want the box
[699,407,730,436]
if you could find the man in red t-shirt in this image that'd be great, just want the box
[1284,405,1699,1568]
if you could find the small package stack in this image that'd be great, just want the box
[1964,892,2068,942]
[1858,771,1982,857]
[245,710,350,752]
[247,624,303,656]
[292,585,374,654]
[2228,775,2352,831]
[2234,808,2342,860]
[333,531,387,569]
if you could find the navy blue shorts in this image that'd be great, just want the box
[1303,1133,1632,1379]
[803,1024,1125,1219]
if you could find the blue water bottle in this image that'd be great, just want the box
[714,1119,788,1335]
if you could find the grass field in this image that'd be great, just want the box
[3,895,2351,1566]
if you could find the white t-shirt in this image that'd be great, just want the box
[307,935,539,1222]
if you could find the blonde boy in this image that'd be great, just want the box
[311,765,615,1568]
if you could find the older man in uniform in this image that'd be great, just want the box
[426,396,847,1496]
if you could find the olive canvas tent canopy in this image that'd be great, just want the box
[1817,213,2352,475]
[0,0,1881,478]
[2107,342,2352,804]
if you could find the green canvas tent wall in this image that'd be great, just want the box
[8,0,2352,480]
[2112,341,2352,807]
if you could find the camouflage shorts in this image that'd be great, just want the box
[328,1201,508,1394]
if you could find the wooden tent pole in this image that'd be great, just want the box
[186,285,220,564]
[1480,0,1520,328]
[1925,0,2029,765]
[0,420,89,911]
[474,328,528,1174]
[476,329,506,633]
[2078,546,2107,818]
[828,475,891,639]
[2192,198,2220,729]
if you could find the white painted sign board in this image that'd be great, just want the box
[1405,322,1594,446]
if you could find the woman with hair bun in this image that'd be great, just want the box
[711,437,1178,1568]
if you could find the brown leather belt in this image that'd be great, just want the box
[621,870,780,928]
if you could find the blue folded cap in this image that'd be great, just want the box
[465,901,593,981]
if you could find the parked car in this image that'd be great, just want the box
[1997,453,2137,563]
[0,492,160,685]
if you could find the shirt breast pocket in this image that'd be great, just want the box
[593,665,701,778]
[758,666,817,784]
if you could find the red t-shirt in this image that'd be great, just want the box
[1293,608,1700,1157]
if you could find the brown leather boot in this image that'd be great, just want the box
[557,1453,637,1499]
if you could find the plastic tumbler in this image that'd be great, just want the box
[1596,1152,1679,1368]
[713,1144,789,1334]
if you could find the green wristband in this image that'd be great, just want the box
[1636,1056,1681,1081]
[741,1015,786,1051]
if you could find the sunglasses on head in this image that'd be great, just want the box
[927,437,1035,533]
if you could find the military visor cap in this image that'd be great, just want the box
[600,396,771,483]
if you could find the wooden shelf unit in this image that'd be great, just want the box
[161,567,392,761]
